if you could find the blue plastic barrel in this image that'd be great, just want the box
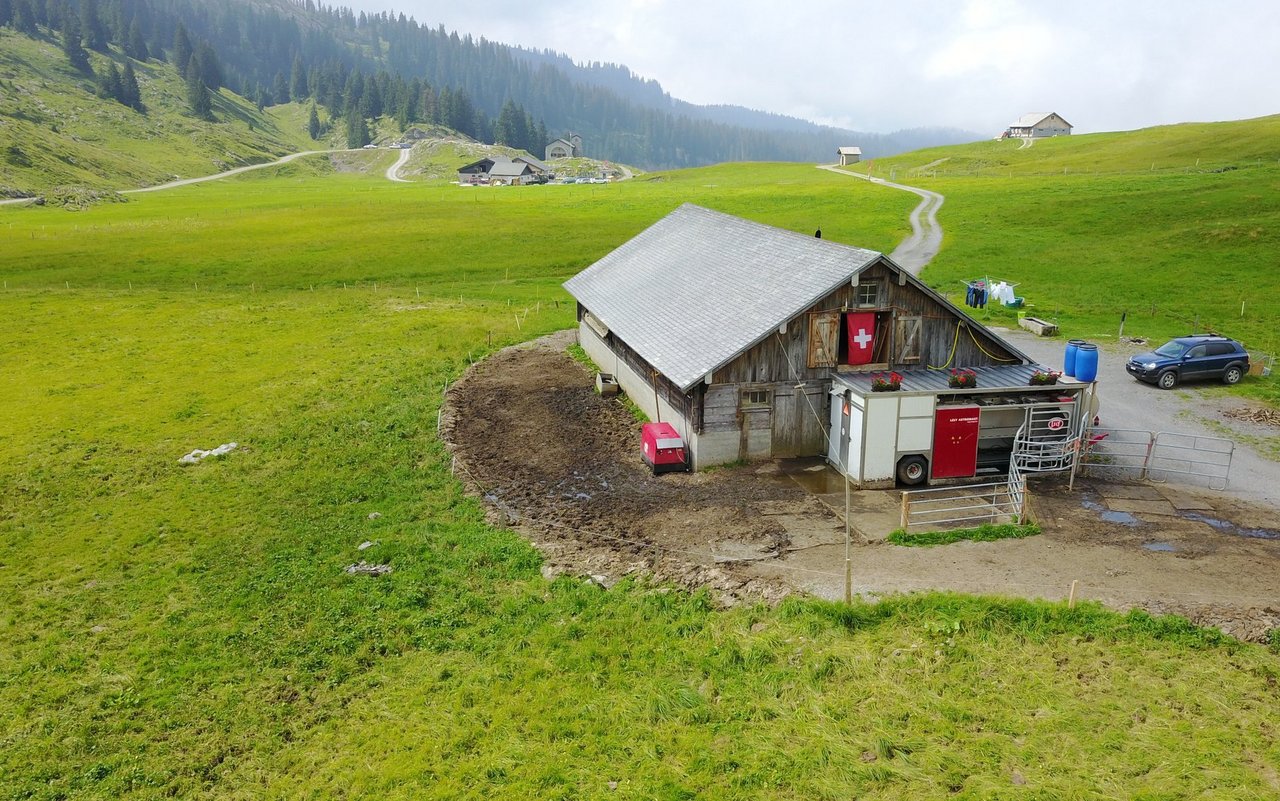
[1075,343,1099,382]
[1064,339,1086,376]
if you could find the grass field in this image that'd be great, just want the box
[847,117,1280,407]
[0,28,316,195]
[3,154,1280,798]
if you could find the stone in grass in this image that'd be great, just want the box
[540,565,563,581]
[368,512,382,520]
[344,561,393,577]
[358,540,377,551]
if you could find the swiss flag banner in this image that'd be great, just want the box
[845,312,877,365]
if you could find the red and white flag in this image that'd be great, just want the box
[846,312,876,365]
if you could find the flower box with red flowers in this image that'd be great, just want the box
[948,368,977,389]
[871,371,903,392]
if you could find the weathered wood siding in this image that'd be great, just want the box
[852,261,1024,369]
[579,305,695,423]
[577,258,1026,466]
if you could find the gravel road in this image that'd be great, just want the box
[822,162,1279,509]
[1001,327,1280,511]
[818,165,943,275]
[385,147,412,183]
[1,147,381,206]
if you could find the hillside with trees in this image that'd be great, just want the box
[1,0,979,183]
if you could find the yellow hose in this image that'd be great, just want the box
[928,322,961,370]
[967,325,1021,363]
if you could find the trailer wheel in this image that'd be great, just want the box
[896,455,928,486]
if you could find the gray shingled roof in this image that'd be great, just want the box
[513,154,549,172]
[563,204,884,391]
[487,159,532,178]
[1010,112,1071,129]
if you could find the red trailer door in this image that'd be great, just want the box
[932,406,980,479]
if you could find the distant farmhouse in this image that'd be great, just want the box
[1006,112,1072,139]
[546,133,583,160]
[837,146,862,166]
[457,154,549,186]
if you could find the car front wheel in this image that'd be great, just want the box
[1157,370,1178,390]
[1223,366,1243,385]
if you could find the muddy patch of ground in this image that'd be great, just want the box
[443,332,1280,642]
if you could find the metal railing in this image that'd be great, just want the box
[1147,432,1234,491]
[1079,428,1234,490]
[1078,428,1154,481]
[900,480,1026,529]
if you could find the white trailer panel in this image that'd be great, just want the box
[862,395,899,481]
[897,417,933,452]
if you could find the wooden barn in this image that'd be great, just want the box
[564,204,1049,473]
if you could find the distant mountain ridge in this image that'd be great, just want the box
[508,47,981,158]
[0,0,980,179]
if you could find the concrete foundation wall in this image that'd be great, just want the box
[578,321,692,445]
[688,429,742,469]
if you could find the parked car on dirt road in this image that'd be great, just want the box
[1126,334,1249,389]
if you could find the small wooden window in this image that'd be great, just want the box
[742,389,770,407]
[856,281,880,308]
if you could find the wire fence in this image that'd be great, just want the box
[873,156,1280,182]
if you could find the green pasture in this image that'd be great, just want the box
[856,115,1280,179]
[843,116,1280,403]
[0,160,914,290]
[5,162,1279,798]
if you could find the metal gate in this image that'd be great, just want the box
[1080,428,1234,490]
[1079,428,1154,481]
[899,481,1025,529]
[1147,432,1233,491]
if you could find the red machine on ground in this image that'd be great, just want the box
[641,422,690,475]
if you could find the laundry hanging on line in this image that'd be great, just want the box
[965,281,987,309]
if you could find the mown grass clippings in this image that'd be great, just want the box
[887,522,1041,547]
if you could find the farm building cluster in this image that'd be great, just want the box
[457,133,611,186]
[457,154,552,186]
[564,204,1093,487]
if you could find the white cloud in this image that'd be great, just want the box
[338,0,1280,134]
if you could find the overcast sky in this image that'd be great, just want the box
[337,0,1280,135]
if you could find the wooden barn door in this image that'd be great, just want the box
[771,384,828,457]
[895,315,922,364]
